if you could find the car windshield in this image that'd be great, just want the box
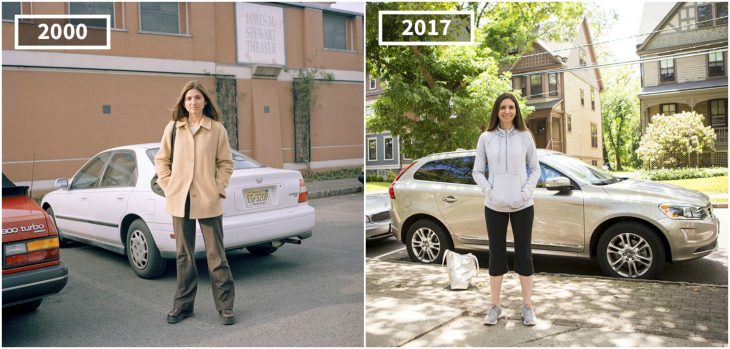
[145,148,263,170]
[544,153,621,185]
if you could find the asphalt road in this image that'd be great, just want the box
[368,208,728,285]
[3,194,364,347]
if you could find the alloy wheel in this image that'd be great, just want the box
[605,232,653,278]
[411,227,441,263]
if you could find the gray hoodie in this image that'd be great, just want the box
[472,127,540,212]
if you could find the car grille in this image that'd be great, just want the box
[371,211,391,222]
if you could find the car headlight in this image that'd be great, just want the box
[366,215,371,223]
[659,203,707,220]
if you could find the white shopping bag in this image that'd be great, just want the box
[441,249,479,290]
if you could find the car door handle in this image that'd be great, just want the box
[116,195,126,200]
[442,196,457,203]
[80,196,87,200]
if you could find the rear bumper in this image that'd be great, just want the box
[3,262,68,307]
[154,204,316,258]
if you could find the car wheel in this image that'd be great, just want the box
[7,299,43,314]
[44,207,69,246]
[246,246,278,256]
[126,219,166,279]
[406,219,453,264]
[597,222,665,279]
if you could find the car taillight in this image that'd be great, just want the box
[4,237,60,269]
[389,162,417,200]
[298,178,308,203]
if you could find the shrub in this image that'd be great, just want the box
[385,170,397,182]
[636,167,728,181]
[366,174,384,182]
[636,112,716,169]
[302,167,360,182]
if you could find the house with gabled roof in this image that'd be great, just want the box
[508,17,604,166]
[636,2,728,167]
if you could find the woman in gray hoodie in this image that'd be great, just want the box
[472,92,540,326]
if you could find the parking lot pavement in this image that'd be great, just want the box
[366,258,728,347]
[3,194,363,347]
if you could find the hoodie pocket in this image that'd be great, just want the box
[489,173,524,210]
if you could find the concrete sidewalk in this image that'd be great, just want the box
[366,258,728,347]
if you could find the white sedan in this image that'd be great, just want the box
[42,143,315,279]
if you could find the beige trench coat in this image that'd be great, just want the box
[154,117,233,219]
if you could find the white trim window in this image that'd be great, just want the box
[660,59,675,82]
[709,51,725,77]
[367,138,378,161]
[369,78,376,90]
[384,137,394,160]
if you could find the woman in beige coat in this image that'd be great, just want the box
[154,80,236,325]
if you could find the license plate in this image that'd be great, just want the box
[244,188,271,208]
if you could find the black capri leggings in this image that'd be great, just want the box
[485,205,534,277]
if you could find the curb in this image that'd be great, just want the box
[308,186,363,200]
[371,258,729,288]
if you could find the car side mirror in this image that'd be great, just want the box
[54,178,69,189]
[545,177,572,192]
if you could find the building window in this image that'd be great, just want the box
[369,78,376,90]
[530,74,542,97]
[512,76,527,97]
[384,137,394,160]
[580,89,584,106]
[717,2,728,25]
[591,123,598,148]
[709,52,725,77]
[579,49,587,66]
[368,138,377,161]
[548,73,558,97]
[710,99,727,127]
[365,105,373,116]
[70,2,115,28]
[660,103,677,115]
[697,4,713,28]
[2,2,21,21]
[567,115,572,132]
[591,160,598,166]
[323,12,348,50]
[140,2,181,34]
[591,88,596,110]
[660,59,675,82]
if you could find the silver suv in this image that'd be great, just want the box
[389,149,719,279]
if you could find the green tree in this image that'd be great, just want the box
[366,2,585,158]
[636,112,716,169]
[600,66,641,170]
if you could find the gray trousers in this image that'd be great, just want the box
[172,193,235,312]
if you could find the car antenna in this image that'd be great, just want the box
[29,153,36,199]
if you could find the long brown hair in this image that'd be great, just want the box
[485,92,528,132]
[171,80,221,121]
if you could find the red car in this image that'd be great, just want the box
[2,174,67,312]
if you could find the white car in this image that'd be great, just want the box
[42,144,315,279]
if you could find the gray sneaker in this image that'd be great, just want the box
[483,305,502,325]
[522,305,537,326]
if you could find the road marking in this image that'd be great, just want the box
[374,247,406,260]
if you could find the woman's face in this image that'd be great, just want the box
[184,88,206,115]
[498,98,516,127]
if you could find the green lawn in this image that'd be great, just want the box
[365,182,390,193]
[659,176,728,204]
